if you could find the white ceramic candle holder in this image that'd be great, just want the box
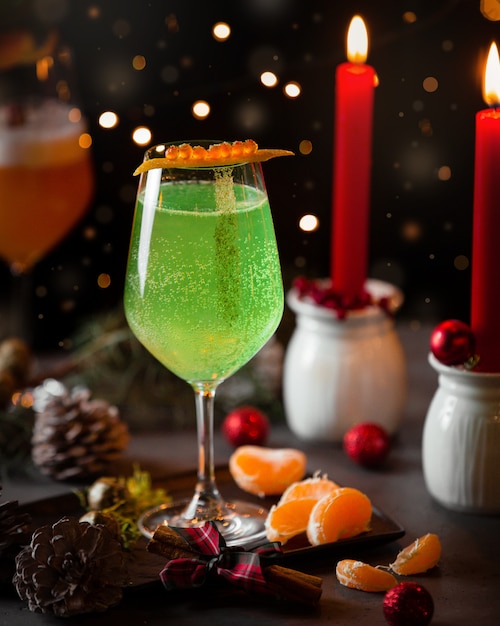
[423,353,500,514]
[283,279,407,442]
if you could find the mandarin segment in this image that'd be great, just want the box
[265,497,318,543]
[133,140,293,174]
[278,472,340,505]
[390,533,442,575]
[336,559,397,592]
[228,445,307,497]
[306,487,372,546]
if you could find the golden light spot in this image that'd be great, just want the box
[402,220,422,241]
[299,214,319,232]
[132,55,146,70]
[481,0,500,20]
[299,139,313,155]
[36,56,53,81]
[192,100,211,119]
[88,6,100,19]
[423,76,438,93]
[212,22,231,41]
[78,133,92,149]
[419,118,433,137]
[97,273,111,288]
[403,11,417,23]
[56,79,71,101]
[12,391,33,408]
[260,71,279,87]
[438,165,452,181]
[284,81,301,98]
[166,13,180,33]
[83,226,97,240]
[132,126,152,145]
[68,107,82,123]
[99,111,119,128]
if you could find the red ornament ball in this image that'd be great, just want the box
[383,582,434,626]
[343,422,391,467]
[221,406,270,448]
[430,319,475,365]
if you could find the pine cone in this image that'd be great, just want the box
[0,486,32,583]
[0,500,31,559]
[13,516,130,616]
[31,385,130,480]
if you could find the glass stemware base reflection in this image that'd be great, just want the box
[138,499,268,548]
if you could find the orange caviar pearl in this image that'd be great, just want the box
[191,146,207,159]
[243,139,258,154]
[178,143,193,159]
[165,146,179,160]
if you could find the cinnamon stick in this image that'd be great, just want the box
[147,525,198,560]
[263,564,322,606]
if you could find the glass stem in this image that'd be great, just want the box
[8,270,33,344]
[182,381,224,520]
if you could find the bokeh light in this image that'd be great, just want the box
[192,100,211,119]
[132,126,152,145]
[284,81,301,98]
[260,71,279,87]
[99,111,119,129]
[299,214,319,232]
[132,55,147,70]
[212,22,231,41]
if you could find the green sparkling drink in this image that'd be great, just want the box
[124,172,283,383]
[123,142,286,547]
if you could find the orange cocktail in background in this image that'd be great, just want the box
[0,99,94,274]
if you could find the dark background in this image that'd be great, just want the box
[1,0,498,351]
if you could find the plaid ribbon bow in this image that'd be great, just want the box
[159,521,282,596]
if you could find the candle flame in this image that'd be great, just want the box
[483,42,500,106]
[347,15,368,64]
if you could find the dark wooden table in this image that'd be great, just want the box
[1,323,499,625]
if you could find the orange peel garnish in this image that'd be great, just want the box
[133,139,294,175]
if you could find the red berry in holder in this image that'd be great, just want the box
[343,423,391,467]
[430,319,475,365]
[222,406,270,447]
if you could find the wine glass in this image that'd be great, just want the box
[0,30,94,338]
[124,141,284,546]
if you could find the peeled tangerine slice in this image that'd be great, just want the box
[229,445,307,498]
[390,533,442,575]
[265,497,319,544]
[133,139,294,174]
[336,559,397,592]
[306,487,372,546]
[277,472,340,505]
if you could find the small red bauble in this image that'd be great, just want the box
[343,422,391,467]
[383,582,434,626]
[221,406,270,448]
[430,319,475,365]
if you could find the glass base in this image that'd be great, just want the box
[138,499,269,548]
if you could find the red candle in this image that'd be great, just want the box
[331,15,376,300]
[471,42,500,372]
